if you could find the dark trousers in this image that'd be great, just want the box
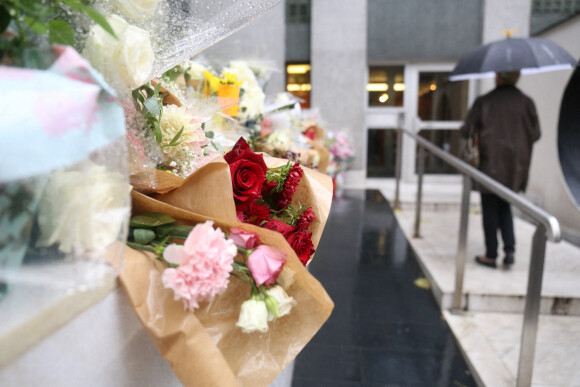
[480,193,515,259]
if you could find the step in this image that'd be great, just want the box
[389,195,580,316]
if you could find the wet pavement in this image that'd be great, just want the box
[292,189,475,387]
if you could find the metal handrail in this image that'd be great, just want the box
[395,127,562,387]
[403,129,561,242]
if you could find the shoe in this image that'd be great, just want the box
[475,255,497,268]
[503,255,515,265]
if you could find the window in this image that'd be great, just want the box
[368,66,405,107]
[415,130,464,174]
[367,129,399,177]
[533,0,580,13]
[417,72,468,121]
[286,63,311,108]
[286,0,310,23]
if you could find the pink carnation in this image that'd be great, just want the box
[161,221,237,311]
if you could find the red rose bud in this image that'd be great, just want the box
[263,219,296,238]
[224,137,251,164]
[229,158,267,203]
[296,206,315,231]
[275,163,303,210]
[287,230,316,266]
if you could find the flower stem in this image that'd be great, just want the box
[126,241,157,254]
[231,272,255,287]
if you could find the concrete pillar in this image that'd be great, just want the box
[310,0,367,174]
[480,0,532,92]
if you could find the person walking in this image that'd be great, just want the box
[460,71,541,268]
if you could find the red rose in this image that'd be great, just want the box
[224,137,252,163]
[263,219,296,238]
[225,138,268,203]
[287,231,315,266]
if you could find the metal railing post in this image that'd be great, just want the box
[452,174,472,312]
[413,145,425,238]
[394,128,402,210]
[516,224,548,387]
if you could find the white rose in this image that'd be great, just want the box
[83,15,153,90]
[112,0,162,20]
[37,162,130,254]
[264,285,296,321]
[159,105,207,159]
[236,296,269,334]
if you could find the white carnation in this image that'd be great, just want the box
[159,105,208,159]
[37,162,130,254]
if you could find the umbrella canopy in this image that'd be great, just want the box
[449,37,578,81]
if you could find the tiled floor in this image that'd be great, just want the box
[292,189,476,386]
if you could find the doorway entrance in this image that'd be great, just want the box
[365,63,472,181]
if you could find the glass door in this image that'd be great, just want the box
[398,64,472,181]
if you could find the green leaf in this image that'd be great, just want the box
[0,6,11,34]
[23,16,47,35]
[133,229,156,244]
[168,126,184,146]
[48,19,75,46]
[84,7,117,38]
[156,224,193,239]
[211,140,223,153]
[144,95,161,117]
[129,212,176,228]
[18,0,54,20]
[205,130,214,139]
[153,121,162,144]
[61,0,117,39]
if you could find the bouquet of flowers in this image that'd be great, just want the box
[0,44,129,294]
[127,213,296,333]
[121,160,334,385]
[224,137,318,265]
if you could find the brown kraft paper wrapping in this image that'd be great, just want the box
[120,157,334,386]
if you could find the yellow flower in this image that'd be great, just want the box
[202,70,220,95]
[221,72,243,86]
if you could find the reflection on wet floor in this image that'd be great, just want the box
[292,189,475,387]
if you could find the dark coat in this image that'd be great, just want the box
[460,85,541,193]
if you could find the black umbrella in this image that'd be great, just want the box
[449,37,577,81]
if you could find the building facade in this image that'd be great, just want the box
[203,0,580,236]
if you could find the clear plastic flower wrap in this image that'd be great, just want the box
[0,46,130,296]
[80,0,284,94]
